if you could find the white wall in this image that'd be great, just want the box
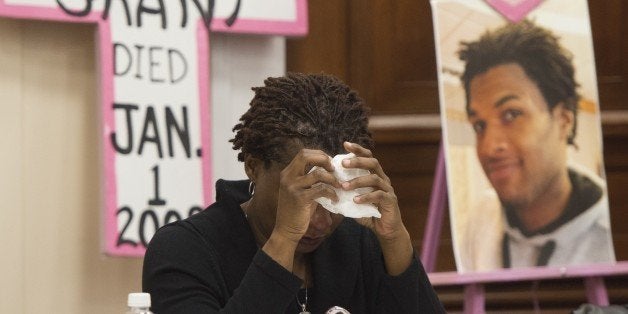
[210,34,286,182]
[0,17,284,313]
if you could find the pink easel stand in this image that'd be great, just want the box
[420,144,447,272]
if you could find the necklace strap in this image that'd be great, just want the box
[296,286,308,314]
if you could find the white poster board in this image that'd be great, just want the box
[0,0,307,256]
[431,0,615,273]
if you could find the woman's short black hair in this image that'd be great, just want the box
[231,73,373,167]
[458,20,579,144]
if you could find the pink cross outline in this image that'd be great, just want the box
[0,0,308,257]
[486,0,543,22]
[0,1,212,257]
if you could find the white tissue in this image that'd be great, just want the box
[311,153,381,218]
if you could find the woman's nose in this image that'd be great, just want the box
[310,205,333,231]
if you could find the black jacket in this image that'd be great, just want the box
[143,179,444,313]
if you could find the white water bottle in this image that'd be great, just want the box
[127,293,154,314]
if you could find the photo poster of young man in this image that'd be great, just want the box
[430,0,615,273]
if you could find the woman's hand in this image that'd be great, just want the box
[272,149,340,243]
[341,142,414,275]
[341,142,405,240]
[263,148,340,272]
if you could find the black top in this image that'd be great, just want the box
[143,179,445,313]
[504,168,603,237]
[502,169,604,267]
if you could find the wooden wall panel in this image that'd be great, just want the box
[0,19,144,314]
[287,0,439,114]
[346,0,439,115]
[589,0,628,111]
[286,1,349,81]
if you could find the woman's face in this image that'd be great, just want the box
[250,142,345,254]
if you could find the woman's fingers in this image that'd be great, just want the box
[353,189,396,207]
[281,150,340,190]
[307,182,339,203]
[284,148,335,176]
[341,173,391,193]
[343,141,372,157]
[342,142,389,183]
[279,148,344,200]
[306,167,341,189]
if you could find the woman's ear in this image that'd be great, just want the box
[244,155,262,183]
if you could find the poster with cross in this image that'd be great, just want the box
[0,0,307,256]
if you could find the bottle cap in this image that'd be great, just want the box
[128,292,151,307]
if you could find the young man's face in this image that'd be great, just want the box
[467,63,574,210]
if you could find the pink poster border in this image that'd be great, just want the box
[0,0,307,256]
[425,0,628,309]
[0,0,309,35]
[485,0,543,22]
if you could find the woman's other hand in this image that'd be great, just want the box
[263,148,340,271]
[340,142,405,240]
[274,148,340,242]
[341,141,414,275]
